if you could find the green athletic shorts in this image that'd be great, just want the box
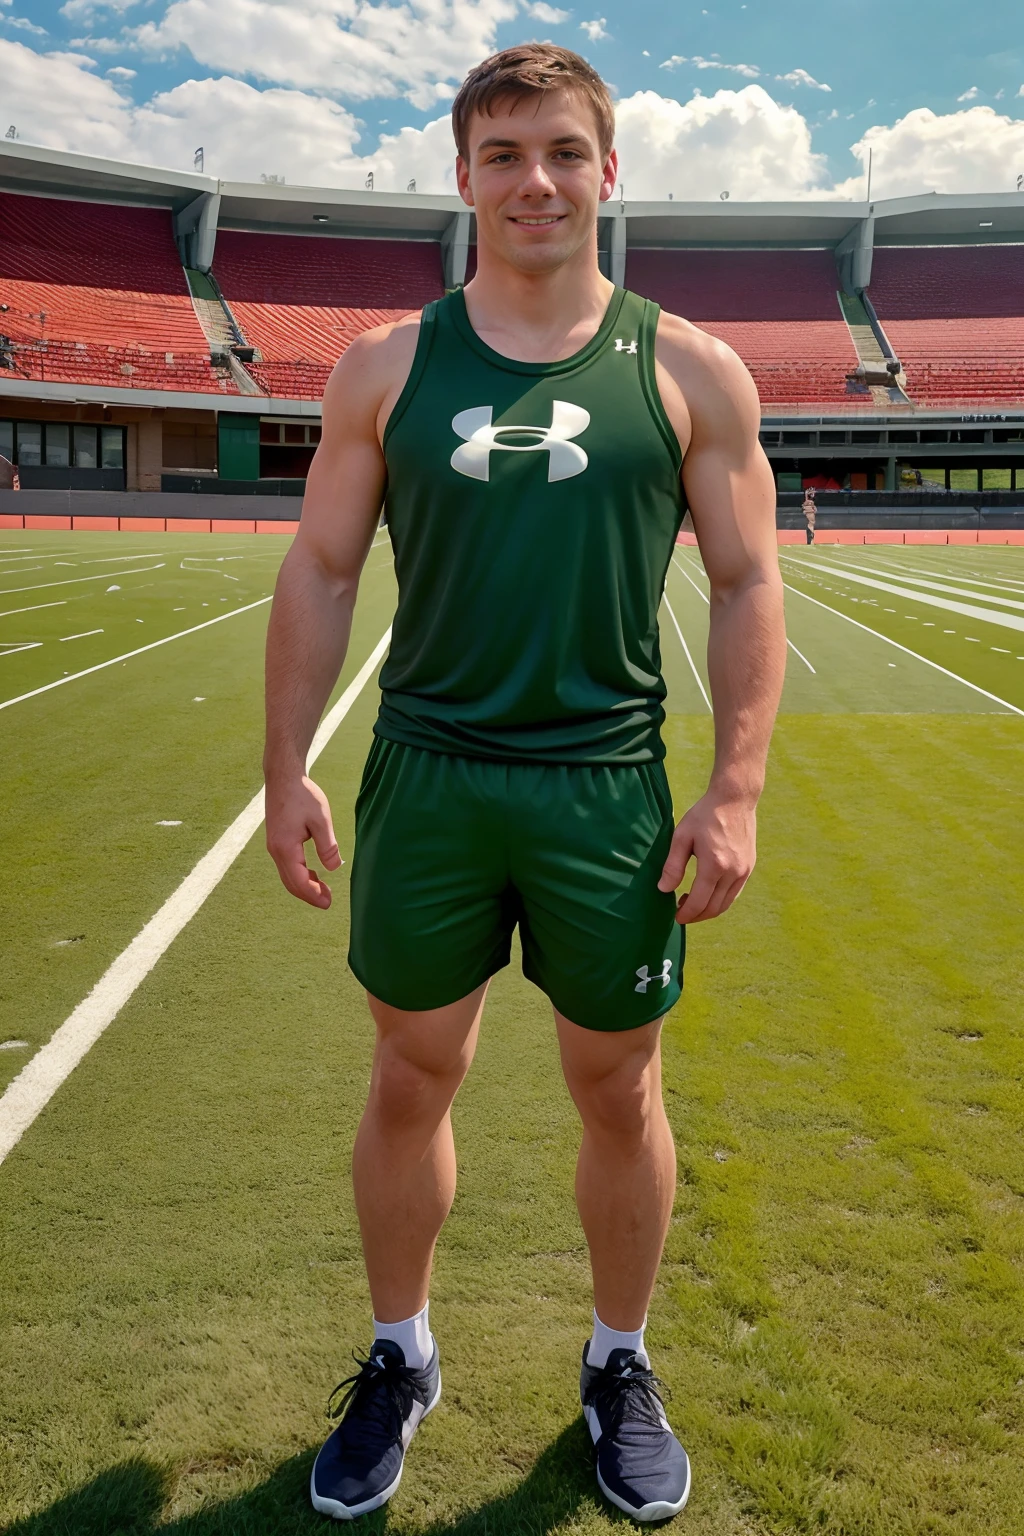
[348,738,684,1031]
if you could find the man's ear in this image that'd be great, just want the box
[598,147,619,204]
[456,154,475,207]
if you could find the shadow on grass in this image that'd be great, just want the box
[3,1419,646,1536]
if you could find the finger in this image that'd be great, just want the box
[658,826,695,891]
[275,851,333,909]
[687,873,742,924]
[675,866,720,923]
[309,806,342,871]
[713,874,749,918]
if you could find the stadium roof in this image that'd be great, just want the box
[1,138,1023,248]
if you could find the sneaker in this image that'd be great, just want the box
[310,1338,441,1520]
[580,1343,691,1522]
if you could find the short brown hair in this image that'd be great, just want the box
[451,43,615,161]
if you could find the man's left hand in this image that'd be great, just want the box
[657,791,756,924]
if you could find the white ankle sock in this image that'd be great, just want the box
[588,1308,649,1369]
[372,1302,433,1370]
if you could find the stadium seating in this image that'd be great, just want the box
[867,246,1024,406]
[0,192,233,393]
[212,233,445,398]
[625,249,859,407]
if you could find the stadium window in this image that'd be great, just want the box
[284,424,306,445]
[45,423,70,468]
[916,468,947,490]
[16,422,41,466]
[819,431,847,445]
[309,425,322,443]
[982,468,1011,489]
[73,424,98,469]
[948,467,980,491]
[100,426,124,470]
[0,421,12,461]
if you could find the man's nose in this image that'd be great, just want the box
[516,159,557,197]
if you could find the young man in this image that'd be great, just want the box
[264,44,785,1523]
[802,486,817,544]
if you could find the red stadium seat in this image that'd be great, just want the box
[0,192,235,394]
[213,233,445,400]
[868,247,1024,406]
[625,249,859,408]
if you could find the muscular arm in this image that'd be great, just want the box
[263,321,414,908]
[654,317,786,922]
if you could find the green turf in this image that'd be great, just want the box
[1,533,1023,1534]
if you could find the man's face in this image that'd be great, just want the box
[456,89,617,274]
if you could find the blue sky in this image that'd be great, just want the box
[4,0,1024,196]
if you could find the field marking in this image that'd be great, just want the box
[0,597,271,712]
[672,552,816,673]
[59,629,104,643]
[781,580,1023,716]
[0,642,42,657]
[0,550,79,564]
[815,558,1024,612]
[0,599,68,620]
[783,557,1024,636]
[0,625,393,1169]
[0,564,165,597]
[663,590,711,711]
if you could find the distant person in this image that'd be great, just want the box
[802,486,816,544]
[0,454,20,490]
[264,42,785,1525]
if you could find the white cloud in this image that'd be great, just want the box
[60,0,141,16]
[660,54,761,78]
[777,68,830,92]
[957,85,979,102]
[5,15,48,32]
[613,85,829,199]
[834,104,1024,198]
[526,2,570,21]
[106,64,135,78]
[128,0,518,109]
[579,17,608,41]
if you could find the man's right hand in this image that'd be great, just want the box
[265,775,341,909]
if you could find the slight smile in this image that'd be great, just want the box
[508,215,566,225]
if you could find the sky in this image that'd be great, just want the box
[1,0,1023,200]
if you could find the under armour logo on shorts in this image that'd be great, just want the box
[635,959,672,993]
[450,400,590,483]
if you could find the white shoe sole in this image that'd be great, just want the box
[310,1371,442,1521]
[596,1456,691,1522]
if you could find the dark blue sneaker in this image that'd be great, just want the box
[310,1338,441,1520]
[580,1344,691,1521]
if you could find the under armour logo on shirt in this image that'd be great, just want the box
[450,400,590,483]
[614,338,638,355]
[635,960,672,994]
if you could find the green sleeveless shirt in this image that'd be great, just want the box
[375,285,686,764]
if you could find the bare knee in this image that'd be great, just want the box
[370,1045,463,1132]
[571,1059,660,1145]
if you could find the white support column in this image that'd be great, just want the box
[441,211,472,289]
[835,215,875,295]
[608,209,627,288]
[173,191,221,273]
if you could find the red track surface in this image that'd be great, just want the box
[0,193,233,393]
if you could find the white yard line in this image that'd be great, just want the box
[0,564,165,598]
[781,581,1023,716]
[0,642,42,657]
[0,625,393,1169]
[59,629,104,642]
[0,596,271,712]
[0,550,79,565]
[810,557,1024,612]
[0,599,67,620]
[672,551,816,673]
[663,591,711,711]
[782,556,1024,635]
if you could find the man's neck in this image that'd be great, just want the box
[463,239,615,364]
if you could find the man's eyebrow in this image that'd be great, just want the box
[476,133,592,151]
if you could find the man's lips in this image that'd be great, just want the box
[507,214,567,226]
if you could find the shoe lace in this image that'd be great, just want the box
[583,1360,670,1433]
[326,1350,418,1438]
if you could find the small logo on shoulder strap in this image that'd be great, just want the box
[614,338,638,355]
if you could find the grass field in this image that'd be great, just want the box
[1,530,1022,1536]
